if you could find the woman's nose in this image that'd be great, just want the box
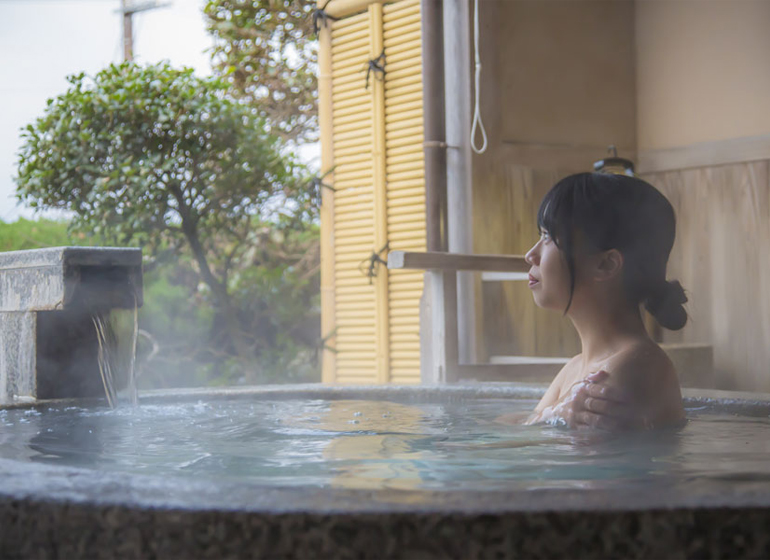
[525,243,539,266]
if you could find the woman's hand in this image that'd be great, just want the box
[563,370,645,430]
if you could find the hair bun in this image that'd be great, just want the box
[644,280,688,330]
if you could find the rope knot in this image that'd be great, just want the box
[365,49,386,89]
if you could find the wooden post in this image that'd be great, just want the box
[421,0,447,253]
[317,12,337,383]
[390,251,527,383]
[420,269,459,384]
[443,0,476,365]
[122,0,133,62]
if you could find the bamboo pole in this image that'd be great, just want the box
[325,0,385,19]
[318,12,337,383]
[370,2,391,384]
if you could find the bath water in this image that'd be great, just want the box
[0,398,768,491]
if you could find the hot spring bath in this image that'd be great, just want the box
[1,383,770,559]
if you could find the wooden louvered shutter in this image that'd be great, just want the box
[321,0,425,384]
[382,0,425,384]
[329,11,378,384]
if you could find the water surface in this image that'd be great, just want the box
[1,398,768,492]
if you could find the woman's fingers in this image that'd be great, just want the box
[583,396,630,419]
[585,382,628,403]
[586,369,610,383]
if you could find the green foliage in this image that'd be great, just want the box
[16,62,314,251]
[204,0,318,142]
[14,63,321,386]
[0,218,93,251]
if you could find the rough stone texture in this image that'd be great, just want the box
[1,491,769,559]
[0,246,142,312]
[0,312,36,402]
[0,247,143,404]
[0,385,769,559]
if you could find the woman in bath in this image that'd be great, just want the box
[521,172,687,430]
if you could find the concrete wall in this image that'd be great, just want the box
[636,0,770,151]
[500,0,637,150]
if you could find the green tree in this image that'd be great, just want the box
[204,0,318,142]
[16,62,319,380]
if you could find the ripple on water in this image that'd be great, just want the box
[0,397,767,492]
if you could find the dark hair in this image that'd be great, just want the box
[537,172,687,330]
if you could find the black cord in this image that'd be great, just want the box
[312,0,339,35]
[365,49,386,89]
[359,242,390,284]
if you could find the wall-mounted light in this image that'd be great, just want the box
[593,145,635,176]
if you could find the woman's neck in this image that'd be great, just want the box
[568,294,650,367]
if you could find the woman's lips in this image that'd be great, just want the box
[528,274,539,288]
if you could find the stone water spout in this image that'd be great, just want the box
[0,247,142,404]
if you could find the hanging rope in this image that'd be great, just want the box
[365,49,386,90]
[470,0,488,154]
[359,242,390,284]
[312,0,338,36]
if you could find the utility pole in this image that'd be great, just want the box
[120,0,171,62]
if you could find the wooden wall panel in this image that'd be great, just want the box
[643,162,770,391]
[471,0,635,364]
[475,163,581,360]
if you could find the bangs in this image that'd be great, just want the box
[536,175,577,248]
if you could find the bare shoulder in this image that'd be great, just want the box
[610,340,675,383]
[604,339,684,426]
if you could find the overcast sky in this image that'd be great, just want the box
[0,0,216,221]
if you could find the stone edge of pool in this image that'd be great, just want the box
[1,383,770,558]
[0,382,768,516]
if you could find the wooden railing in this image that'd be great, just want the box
[388,251,529,273]
[387,250,567,383]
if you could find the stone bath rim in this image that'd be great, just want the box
[1,382,770,517]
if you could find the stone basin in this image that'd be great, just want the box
[0,383,769,559]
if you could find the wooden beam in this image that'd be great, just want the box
[323,0,384,19]
[481,272,529,282]
[638,134,770,174]
[499,141,636,173]
[388,250,528,272]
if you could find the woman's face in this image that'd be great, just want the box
[525,230,572,311]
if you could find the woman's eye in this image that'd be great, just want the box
[540,231,550,242]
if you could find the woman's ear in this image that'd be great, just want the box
[595,249,623,281]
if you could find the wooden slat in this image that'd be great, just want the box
[384,81,423,99]
[382,20,420,40]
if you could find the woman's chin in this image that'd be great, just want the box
[531,293,564,312]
